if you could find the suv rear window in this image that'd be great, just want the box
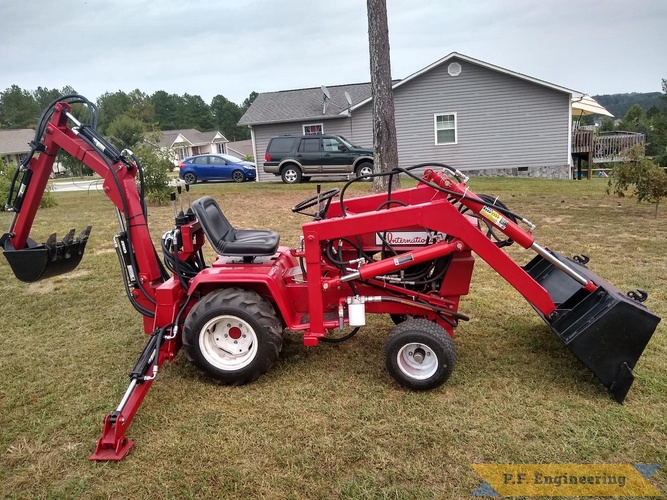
[268,137,296,153]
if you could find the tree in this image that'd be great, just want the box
[97,91,132,133]
[106,114,145,150]
[210,94,249,141]
[151,90,184,130]
[367,0,400,192]
[0,85,39,128]
[608,144,667,217]
[179,94,216,131]
[242,91,258,111]
[125,89,155,125]
[134,133,173,204]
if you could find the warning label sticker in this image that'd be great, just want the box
[480,206,508,229]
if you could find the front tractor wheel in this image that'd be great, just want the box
[384,319,456,390]
[183,288,283,385]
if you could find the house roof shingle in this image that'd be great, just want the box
[238,82,372,126]
[0,129,35,155]
[154,129,228,148]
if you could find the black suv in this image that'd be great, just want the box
[264,134,373,184]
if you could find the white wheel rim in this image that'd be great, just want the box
[185,174,195,183]
[396,342,438,380]
[199,315,258,371]
[359,166,373,178]
[233,171,243,181]
[284,169,298,183]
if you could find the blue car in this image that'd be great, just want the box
[178,154,256,184]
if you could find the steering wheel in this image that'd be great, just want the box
[291,188,340,219]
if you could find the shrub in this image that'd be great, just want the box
[132,139,173,204]
[607,145,667,217]
[0,158,57,211]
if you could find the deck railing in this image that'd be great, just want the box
[571,130,645,163]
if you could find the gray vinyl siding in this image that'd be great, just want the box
[352,57,570,172]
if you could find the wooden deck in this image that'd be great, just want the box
[572,129,645,163]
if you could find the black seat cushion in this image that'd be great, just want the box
[191,196,280,257]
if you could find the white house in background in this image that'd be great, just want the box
[0,129,67,176]
[239,52,613,181]
[154,129,229,165]
[0,129,33,166]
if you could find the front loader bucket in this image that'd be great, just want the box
[524,251,660,402]
[2,227,92,283]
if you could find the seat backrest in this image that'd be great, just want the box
[191,196,234,244]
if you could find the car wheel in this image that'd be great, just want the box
[356,162,373,181]
[232,170,245,183]
[281,165,302,184]
[183,172,197,185]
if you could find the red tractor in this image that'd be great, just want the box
[2,96,660,461]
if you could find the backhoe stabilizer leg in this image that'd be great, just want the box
[90,328,174,461]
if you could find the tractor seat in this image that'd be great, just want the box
[191,196,280,258]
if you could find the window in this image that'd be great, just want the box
[217,143,225,154]
[322,137,343,152]
[268,137,297,153]
[303,123,323,135]
[298,138,320,153]
[209,156,226,165]
[434,113,457,145]
[193,156,208,164]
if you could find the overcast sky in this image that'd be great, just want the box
[1,0,665,105]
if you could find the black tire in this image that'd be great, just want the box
[355,162,373,181]
[183,172,197,185]
[384,319,456,390]
[231,170,245,183]
[281,165,302,184]
[183,288,283,385]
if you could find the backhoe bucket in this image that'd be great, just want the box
[2,226,92,283]
[524,251,660,402]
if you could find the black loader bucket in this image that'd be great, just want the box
[524,251,660,402]
[2,227,92,283]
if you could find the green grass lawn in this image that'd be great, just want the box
[0,176,665,498]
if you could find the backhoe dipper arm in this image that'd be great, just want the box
[3,101,164,303]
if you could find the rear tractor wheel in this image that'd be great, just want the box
[384,319,456,390]
[183,288,283,385]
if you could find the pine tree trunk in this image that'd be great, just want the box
[367,0,400,192]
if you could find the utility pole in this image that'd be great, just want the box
[367,0,400,191]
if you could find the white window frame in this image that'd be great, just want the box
[434,113,457,145]
[303,123,324,135]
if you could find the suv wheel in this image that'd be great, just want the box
[281,165,302,184]
[356,162,373,181]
